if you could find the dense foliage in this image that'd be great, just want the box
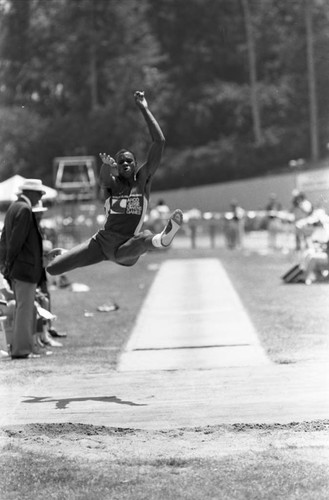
[0,0,328,189]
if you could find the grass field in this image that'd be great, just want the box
[1,242,329,499]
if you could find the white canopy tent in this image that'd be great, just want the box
[0,175,57,204]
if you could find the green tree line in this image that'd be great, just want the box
[0,0,328,190]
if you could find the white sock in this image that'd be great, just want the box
[152,234,163,248]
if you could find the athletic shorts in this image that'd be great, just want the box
[93,228,153,267]
[93,229,130,262]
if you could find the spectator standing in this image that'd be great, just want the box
[225,199,245,249]
[186,208,202,249]
[291,190,313,251]
[0,179,46,359]
[265,193,282,250]
[153,199,170,217]
[148,199,171,233]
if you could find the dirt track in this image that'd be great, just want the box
[1,420,329,463]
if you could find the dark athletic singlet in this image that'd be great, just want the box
[92,176,149,261]
[103,177,148,237]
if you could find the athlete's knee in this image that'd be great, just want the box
[114,245,140,267]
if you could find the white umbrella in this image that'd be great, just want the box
[0,175,57,203]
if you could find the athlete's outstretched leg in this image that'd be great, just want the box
[46,238,106,276]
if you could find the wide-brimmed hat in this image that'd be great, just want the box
[18,179,46,195]
[32,200,48,213]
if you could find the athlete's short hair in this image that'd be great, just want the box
[115,149,137,163]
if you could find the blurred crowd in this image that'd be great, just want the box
[145,191,329,285]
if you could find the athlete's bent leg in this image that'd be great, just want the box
[115,210,183,266]
[46,238,106,275]
[115,230,154,266]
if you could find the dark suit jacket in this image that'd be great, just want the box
[0,197,43,283]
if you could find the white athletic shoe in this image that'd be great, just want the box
[160,209,184,247]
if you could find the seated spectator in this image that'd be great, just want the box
[0,289,9,358]
[33,201,67,342]
[0,273,15,357]
[0,273,54,356]
[34,287,63,348]
[298,209,329,284]
[282,208,329,284]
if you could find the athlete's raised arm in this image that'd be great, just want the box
[134,91,165,179]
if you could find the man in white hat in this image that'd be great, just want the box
[0,179,46,358]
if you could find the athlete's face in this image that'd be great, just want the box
[116,151,136,179]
